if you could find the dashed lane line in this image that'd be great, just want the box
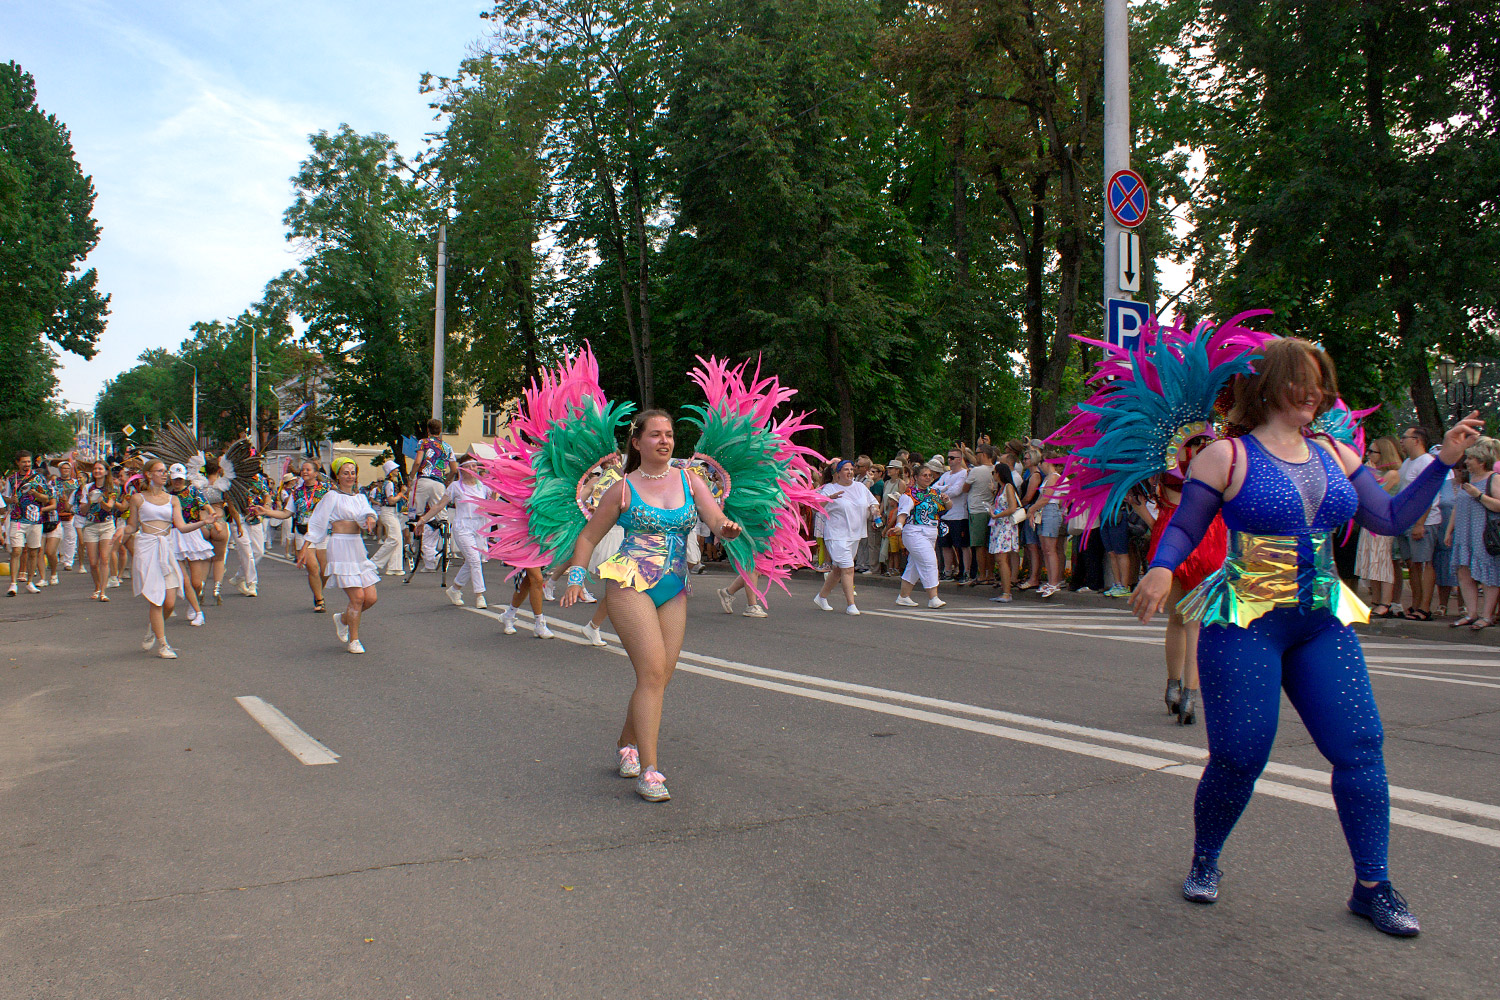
[235,696,340,765]
[464,607,1500,847]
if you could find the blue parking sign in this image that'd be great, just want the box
[1106,298,1151,352]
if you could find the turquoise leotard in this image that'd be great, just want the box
[597,471,697,607]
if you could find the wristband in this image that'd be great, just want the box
[566,566,587,587]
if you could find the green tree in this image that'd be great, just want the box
[425,53,559,406]
[283,126,457,463]
[1172,0,1500,434]
[662,0,922,458]
[0,61,110,451]
[95,348,186,442]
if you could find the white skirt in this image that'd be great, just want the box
[174,528,214,562]
[588,525,625,576]
[133,533,181,606]
[324,533,380,589]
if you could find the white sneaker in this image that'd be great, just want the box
[36,576,48,588]
[335,612,350,644]
[927,597,947,609]
[813,595,833,611]
[347,640,365,654]
[48,574,59,586]
[617,744,641,778]
[246,585,258,598]
[534,617,554,639]
[189,611,206,626]
[475,593,487,609]
[142,629,157,651]
[717,587,736,614]
[237,580,252,596]
[6,584,15,596]
[895,595,919,607]
[445,584,465,606]
[580,587,597,604]
[107,576,121,589]
[158,643,178,659]
[583,622,608,646]
[542,579,556,602]
[25,582,40,594]
[502,610,517,635]
[845,604,860,616]
[743,605,767,618]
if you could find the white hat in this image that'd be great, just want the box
[925,456,945,473]
[167,463,188,480]
[383,460,398,474]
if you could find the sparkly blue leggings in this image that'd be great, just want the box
[1196,607,1389,881]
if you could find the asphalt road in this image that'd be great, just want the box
[3,553,1498,1000]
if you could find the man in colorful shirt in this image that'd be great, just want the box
[54,458,81,575]
[411,417,457,571]
[6,451,47,595]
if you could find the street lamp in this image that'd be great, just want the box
[174,358,199,443]
[1436,357,1456,384]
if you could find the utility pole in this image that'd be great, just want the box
[1103,0,1130,311]
[431,223,447,424]
[249,324,258,452]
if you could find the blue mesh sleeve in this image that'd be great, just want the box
[1148,478,1223,572]
[1350,460,1450,536]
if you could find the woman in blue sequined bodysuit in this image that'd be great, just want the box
[1133,337,1482,937]
[560,410,743,803]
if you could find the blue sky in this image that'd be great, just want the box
[5,0,491,415]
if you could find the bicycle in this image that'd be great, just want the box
[403,511,451,587]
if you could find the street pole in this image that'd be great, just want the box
[432,223,447,424]
[1103,0,1130,313]
[250,324,258,452]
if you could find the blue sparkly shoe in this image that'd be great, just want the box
[1182,855,1221,903]
[1348,881,1420,937]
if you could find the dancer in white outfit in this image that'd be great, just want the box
[371,460,406,576]
[131,459,218,658]
[303,457,380,653]
[168,464,215,627]
[416,456,492,608]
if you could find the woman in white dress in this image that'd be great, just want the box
[168,463,215,627]
[416,456,493,608]
[303,457,380,653]
[131,459,219,658]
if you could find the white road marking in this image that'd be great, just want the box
[1368,670,1500,691]
[235,696,340,765]
[467,608,1500,846]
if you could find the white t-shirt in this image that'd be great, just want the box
[1398,454,1443,526]
[936,470,969,520]
[819,481,877,541]
[445,479,492,530]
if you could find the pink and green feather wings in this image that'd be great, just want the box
[476,347,634,570]
[683,356,826,604]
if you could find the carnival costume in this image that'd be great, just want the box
[478,348,823,608]
[1060,314,1437,934]
[145,420,265,518]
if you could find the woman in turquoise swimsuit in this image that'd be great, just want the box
[561,410,742,802]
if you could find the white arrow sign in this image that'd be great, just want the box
[1118,231,1141,293]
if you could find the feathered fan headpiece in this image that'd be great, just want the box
[1049,311,1269,531]
[144,419,264,515]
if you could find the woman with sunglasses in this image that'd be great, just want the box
[303,456,380,653]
